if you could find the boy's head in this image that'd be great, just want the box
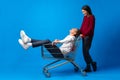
[70,28,80,37]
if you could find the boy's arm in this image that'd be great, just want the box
[52,39,60,45]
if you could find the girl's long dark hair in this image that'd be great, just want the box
[82,5,92,15]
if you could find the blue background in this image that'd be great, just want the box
[0,0,120,80]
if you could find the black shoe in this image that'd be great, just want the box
[83,64,91,72]
[91,62,97,71]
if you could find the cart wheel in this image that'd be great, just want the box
[74,67,79,72]
[43,69,51,78]
[81,71,87,76]
[45,72,51,78]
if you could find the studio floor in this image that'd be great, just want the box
[0,67,120,80]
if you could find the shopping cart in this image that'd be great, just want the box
[41,37,86,77]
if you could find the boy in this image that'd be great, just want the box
[18,28,79,58]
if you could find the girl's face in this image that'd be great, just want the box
[82,9,88,16]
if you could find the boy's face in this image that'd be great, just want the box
[70,29,77,35]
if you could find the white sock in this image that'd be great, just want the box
[27,43,32,46]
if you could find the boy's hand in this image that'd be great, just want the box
[52,39,59,45]
[52,42,56,45]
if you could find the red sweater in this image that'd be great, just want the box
[80,15,95,37]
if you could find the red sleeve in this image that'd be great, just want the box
[84,15,95,36]
[79,17,85,33]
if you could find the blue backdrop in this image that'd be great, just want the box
[0,0,120,78]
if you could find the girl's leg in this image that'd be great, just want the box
[82,36,93,72]
[82,36,93,64]
[82,36,97,72]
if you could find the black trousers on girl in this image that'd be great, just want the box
[82,36,97,72]
[82,36,93,64]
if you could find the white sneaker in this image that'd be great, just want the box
[20,30,30,43]
[18,39,29,50]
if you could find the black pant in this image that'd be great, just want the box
[82,36,93,64]
[31,39,64,58]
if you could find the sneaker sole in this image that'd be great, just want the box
[18,39,28,49]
